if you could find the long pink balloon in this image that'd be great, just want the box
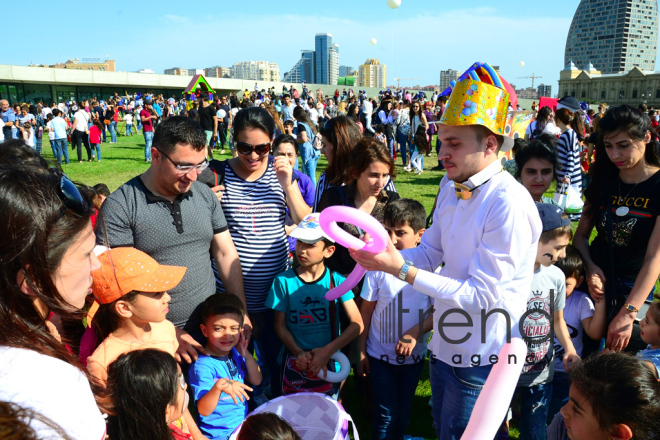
[461,338,528,439]
[318,206,389,301]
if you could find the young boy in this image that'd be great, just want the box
[511,203,580,440]
[265,213,363,397]
[189,294,261,440]
[359,199,433,439]
[547,245,606,422]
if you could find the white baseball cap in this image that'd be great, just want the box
[289,213,334,244]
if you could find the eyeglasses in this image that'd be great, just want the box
[57,174,88,213]
[156,148,209,174]
[236,142,271,156]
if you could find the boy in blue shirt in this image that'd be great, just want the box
[266,213,363,397]
[189,294,261,440]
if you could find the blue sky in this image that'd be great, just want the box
[4,0,658,93]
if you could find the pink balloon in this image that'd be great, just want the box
[461,338,528,439]
[318,206,389,301]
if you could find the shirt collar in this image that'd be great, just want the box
[137,176,192,204]
[463,159,503,190]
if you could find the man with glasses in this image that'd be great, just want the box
[99,116,249,364]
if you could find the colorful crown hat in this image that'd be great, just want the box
[439,62,515,152]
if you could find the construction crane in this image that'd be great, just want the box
[517,73,543,88]
[392,78,421,87]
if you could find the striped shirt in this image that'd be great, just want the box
[215,161,289,312]
[313,171,397,212]
[556,128,583,220]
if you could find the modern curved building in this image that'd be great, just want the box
[564,0,659,74]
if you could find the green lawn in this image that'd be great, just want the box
[40,133,656,440]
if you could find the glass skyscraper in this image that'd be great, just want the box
[315,33,339,85]
[565,0,658,74]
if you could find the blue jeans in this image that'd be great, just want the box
[430,359,493,440]
[52,138,69,164]
[299,143,320,187]
[143,130,153,161]
[547,372,570,425]
[247,310,282,399]
[369,355,425,440]
[109,121,117,143]
[511,382,553,440]
[92,143,101,161]
[102,124,107,142]
[125,124,133,135]
[397,131,409,166]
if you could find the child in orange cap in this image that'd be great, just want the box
[87,247,186,385]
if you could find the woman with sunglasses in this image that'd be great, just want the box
[201,107,311,398]
[0,144,106,439]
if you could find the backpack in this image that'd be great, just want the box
[312,131,323,150]
[529,121,543,140]
[372,111,382,127]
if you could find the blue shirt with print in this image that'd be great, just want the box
[188,348,247,440]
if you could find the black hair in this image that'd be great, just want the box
[92,291,140,342]
[0,140,49,169]
[106,349,179,440]
[237,412,302,440]
[200,293,245,325]
[283,120,294,127]
[554,244,584,280]
[93,183,110,198]
[0,401,72,440]
[515,133,560,181]
[511,138,526,156]
[383,199,426,233]
[52,108,60,117]
[272,134,298,154]
[584,105,660,221]
[233,107,275,140]
[152,116,206,155]
[535,106,553,133]
[569,352,660,439]
[199,91,209,101]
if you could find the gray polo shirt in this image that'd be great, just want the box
[99,176,228,334]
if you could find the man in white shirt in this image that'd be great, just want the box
[352,77,542,440]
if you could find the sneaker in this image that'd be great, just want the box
[220,149,225,154]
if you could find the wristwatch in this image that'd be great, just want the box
[398,260,414,281]
[623,304,639,313]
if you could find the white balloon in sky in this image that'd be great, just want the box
[370,38,378,45]
[387,0,401,9]
[519,61,525,67]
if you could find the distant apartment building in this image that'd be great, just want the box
[358,58,387,88]
[537,84,552,98]
[136,69,155,74]
[164,67,189,76]
[188,68,204,76]
[283,51,315,83]
[231,61,280,82]
[205,66,231,78]
[516,87,539,100]
[339,65,353,77]
[440,69,460,90]
[30,58,116,72]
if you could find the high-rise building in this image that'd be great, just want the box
[204,66,231,78]
[339,65,353,77]
[565,0,658,74]
[537,84,552,98]
[164,67,189,76]
[31,58,116,72]
[231,61,280,82]
[440,69,460,90]
[283,50,315,83]
[358,59,387,88]
[315,33,339,85]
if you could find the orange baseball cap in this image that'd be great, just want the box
[91,247,187,304]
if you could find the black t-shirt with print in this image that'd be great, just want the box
[590,170,660,279]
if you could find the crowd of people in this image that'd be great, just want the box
[0,76,659,440]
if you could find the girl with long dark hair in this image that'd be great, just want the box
[574,105,660,354]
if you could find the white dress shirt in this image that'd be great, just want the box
[402,159,542,367]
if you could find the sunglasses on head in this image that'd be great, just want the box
[236,142,271,156]
[58,174,88,213]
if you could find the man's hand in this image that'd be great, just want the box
[357,351,370,377]
[211,184,225,203]
[213,378,252,405]
[175,327,208,364]
[350,236,405,277]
